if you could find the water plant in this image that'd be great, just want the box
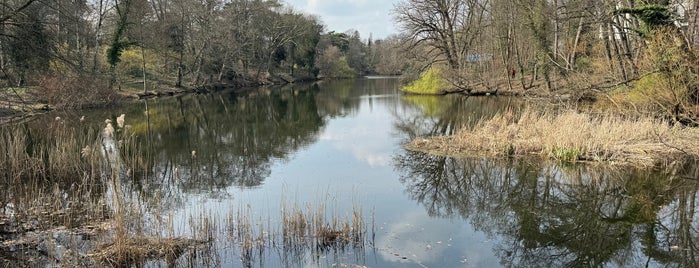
[552,147,582,162]
[407,108,699,167]
[228,199,372,267]
[0,115,208,266]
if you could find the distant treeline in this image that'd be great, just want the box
[393,0,698,123]
[0,0,407,92]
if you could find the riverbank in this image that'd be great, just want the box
[0,73,318,124]
[406,108,699,167]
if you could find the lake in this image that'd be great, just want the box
[16,77,699,267]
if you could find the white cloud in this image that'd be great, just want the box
[319,126,392,167]
[305,0,319,13]
[284,0,399,38]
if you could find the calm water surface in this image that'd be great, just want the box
[47,78,699,267]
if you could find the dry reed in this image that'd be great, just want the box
[228,200,372,265]
[90,115,209,267]
[0,115,207,266]
[281,202,366,250]
[0,118,108,233]
[407,108,699,167]
[89,236,204,267]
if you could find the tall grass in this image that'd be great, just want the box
[228,199,372,266]
[0,115,207,267]
[280,201,367,250]
[0,115,374,267]
[0,118,108,231]
[0,118,104,182]
[90,115,209,267]
[408,108,699,166]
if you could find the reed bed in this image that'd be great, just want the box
[228,200,372,266]
[280,202,366,250]
[0,115,208,267]
[1,113,374,266]
[0,118,108,233]
[407,108,699,167]
[89,116,210,267]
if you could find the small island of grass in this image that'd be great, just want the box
[407,108,699,167]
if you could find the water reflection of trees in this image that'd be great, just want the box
[392,95,521,141]
[395,151,699,267]
[119,84,325,199]
[314,78,402,118]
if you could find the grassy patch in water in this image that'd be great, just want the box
[407,108,699,167]
[89,237,207,267]
[229,199,372,264]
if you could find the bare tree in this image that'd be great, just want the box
[393,0,488,73]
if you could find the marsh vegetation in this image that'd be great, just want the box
[0,78,698,267]
[407,108,699,167]
[0,0,698,266]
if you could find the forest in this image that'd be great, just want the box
[394,0,699,124]
[0,0,405,111]
[0,1,698,266]
[0,0,698,122]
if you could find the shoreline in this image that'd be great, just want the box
[405,108,699,169]
[0,77,321,125]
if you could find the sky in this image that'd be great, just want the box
[283,0,400,40]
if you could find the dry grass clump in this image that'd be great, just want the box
[0,118,104,183]
[407,108,699,166]
[281,203,366,250]
[228,200,371,265]
[0,118,109,234]
[89,237,205,267]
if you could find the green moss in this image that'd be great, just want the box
[401,67,450,95]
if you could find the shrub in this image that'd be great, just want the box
[36,75,122,109]
[633,28,699,121]
[117,48,164,79]
[331,56,356,78]
[401,67,450,95]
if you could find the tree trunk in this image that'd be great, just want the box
[603,24,614,73]
[92,0,105,73]
[553,0,559,61]
[612,13,637,76]
[568,17,584,70]
[141,45,147,94]
[218,63,225,82]
[609,23,628,81]
[689,0,699,45]
[177,47,183,87]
